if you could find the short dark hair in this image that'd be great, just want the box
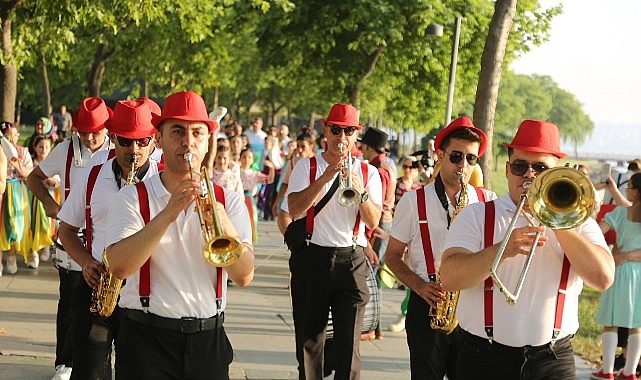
[440,128,482,152]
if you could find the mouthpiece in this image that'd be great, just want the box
[184,153,193,162]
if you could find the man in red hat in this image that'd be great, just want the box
[440,120,615,379]
[103,91,254,379]
[282,103,382,379]
[56,100,159,379]
[385,116,496,379]
[26,96,113,380]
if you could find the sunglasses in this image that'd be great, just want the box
[327,124,357,137]
[508,160,549,176]
[402,164,417,169]
[445,151,478,166]
[116,135,152,148]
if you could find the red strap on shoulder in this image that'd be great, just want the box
[553,256,571,340]
[64,142,73,200]
[85,163,104,256]
[475,187,486,202]
[305,157,317,237]
[483,200,495,340]
[416,186,437,282]
[213,184,225,301]
[135,182,152,310]
[157,153,165,171]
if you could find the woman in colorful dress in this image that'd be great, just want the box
[0,122,34,274]
[29,135,58,265]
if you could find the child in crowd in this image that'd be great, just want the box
[239,147,274,242]
[212,145,243,194]
[29,135,58,264]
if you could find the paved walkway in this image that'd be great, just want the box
[0,220,596,379]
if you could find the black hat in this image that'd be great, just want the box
[358,127,388,153]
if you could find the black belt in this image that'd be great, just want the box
[461,328,572,353]
[124,308,224,334]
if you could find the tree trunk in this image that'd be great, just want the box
[348,44,386,108]
[0,1,21,123]
[39,51,51,117]
[86,44,116,97]
[473,0,518,189]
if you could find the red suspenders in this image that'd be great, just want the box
[134,181,226,313]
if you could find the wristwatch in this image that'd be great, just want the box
[360,191,369,203]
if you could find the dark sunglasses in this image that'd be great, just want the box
[508,160,549,176]
[116,135,152,148]
[402,164,417,169]
[445,151,478,166]
[328,124,357,137]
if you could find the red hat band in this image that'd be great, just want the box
[72,97,113,133]
[106,100,156,139]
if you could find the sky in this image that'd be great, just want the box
[510,0,641,126]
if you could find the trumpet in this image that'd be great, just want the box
[185,153,243,267]
[490,165,596,304]
[337,142,362,207]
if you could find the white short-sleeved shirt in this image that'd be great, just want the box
[104,173,252,318]
[390,182,497,281]
[57,158,159,262]
[38,138,111,205]
[443,194,610,347]
[282,154,382,247]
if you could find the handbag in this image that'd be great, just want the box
[284,175,339,252]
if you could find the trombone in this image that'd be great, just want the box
[490,165,596,304]
[185,153,243,267]
[337,142,362,207]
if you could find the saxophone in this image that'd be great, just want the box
[89,155,138,317]
[428,171,468,334]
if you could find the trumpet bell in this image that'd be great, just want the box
[528,166,596,229]
[337,188,362,207]
[204,236,243,267]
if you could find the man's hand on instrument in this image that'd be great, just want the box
[416,281,446,308]
[163,179,199,221]
[82,259,104,290]
[504,225,547,259]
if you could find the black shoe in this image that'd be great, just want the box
[614,353,626,371]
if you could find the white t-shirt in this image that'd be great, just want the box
[282,153,382,247]
[38,138,111,205]
[443,194,609,346]
[390,182,497,282]
[57,158,159,262]
[243,129,267,147]
[104,173,252,318]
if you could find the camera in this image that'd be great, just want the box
[411,161,420,169]
[601,163,611,184]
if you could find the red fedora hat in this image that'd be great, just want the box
[321,103,363,130]
[151,91,218,132]
[138,97,161,117]
[72,97,113,133]
[105,100,156,139]
[503,119,567,159]
[434,116,488,157]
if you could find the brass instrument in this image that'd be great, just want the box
[185,153,243,267]
[90,155,138,317]
[429,171,467,334]
[337,142,362,207]
[490,165,596,304]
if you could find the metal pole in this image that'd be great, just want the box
[444,16,462,127]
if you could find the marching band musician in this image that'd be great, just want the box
[282,103,382,380]
[440,120,615,379]
[26,97,112,380]
[385,117,496,379]
[57,100,159,379]
[104,91,254,379]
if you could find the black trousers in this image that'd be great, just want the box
[70,280,122,380]
[56,269,83,369]
[405,291,460,380]
[289,244,370,380]
[115,311,233,380]
[457,329,575,380]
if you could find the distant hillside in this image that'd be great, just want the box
[561,122,641,161]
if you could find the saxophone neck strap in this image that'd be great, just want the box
[434,174,452,228]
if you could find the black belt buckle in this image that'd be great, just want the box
[180,317,203,334]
